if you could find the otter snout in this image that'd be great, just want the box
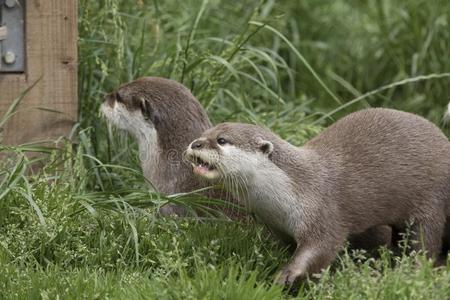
[189,138,217,150]
[191,139,206,150]
[185,139,221,180]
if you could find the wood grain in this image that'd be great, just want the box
[0,0,78,145]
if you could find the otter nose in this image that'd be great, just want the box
[191,140,205,150]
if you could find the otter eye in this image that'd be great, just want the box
[217,138,228,145]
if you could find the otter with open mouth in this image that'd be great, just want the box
[185,108,450,285]
[99,77,392,253]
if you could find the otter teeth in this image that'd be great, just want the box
[191,156,215,170]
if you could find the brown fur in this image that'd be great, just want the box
[102,77,393,248]
[186,108,450,284]
[102,77,247,217]
[103,77,211,214]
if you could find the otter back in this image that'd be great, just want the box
[186,108,450,285]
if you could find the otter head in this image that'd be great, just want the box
[185,123,275,181]
[100,79,162,141]
[100,77,212,152]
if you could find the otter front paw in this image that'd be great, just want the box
[275,269,298,286]
[158,203,188,217]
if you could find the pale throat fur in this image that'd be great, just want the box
[185,133,321,237]
[100,99,170,188]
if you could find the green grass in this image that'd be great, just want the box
[1,0,450,298]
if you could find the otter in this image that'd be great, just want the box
[100,77,392,248]
[101,77,213,215]
[185,108,450,285]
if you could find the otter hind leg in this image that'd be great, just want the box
[442,218,450,253]
[348,225,392,251]
[409,213,445,260]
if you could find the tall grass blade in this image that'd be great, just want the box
[0,77,42,133]
[18,175,47,226]
[249,21,342,105]
[181,0,209,83]
[314,73,450,124]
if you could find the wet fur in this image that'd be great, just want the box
[186,108,450,284]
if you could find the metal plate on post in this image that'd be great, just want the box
[0,0,25,73]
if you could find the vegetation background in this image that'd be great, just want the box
[1,0,450,298]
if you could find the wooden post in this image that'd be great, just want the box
[0,0,77,145]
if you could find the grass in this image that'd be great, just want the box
[1,0,450,298]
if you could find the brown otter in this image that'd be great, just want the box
[100,77,392,248]
[101,77,213,215]
[185,108,450,285]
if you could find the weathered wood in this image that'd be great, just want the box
[0,26,7,41]
[0,0,78,145]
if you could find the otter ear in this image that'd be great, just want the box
[137,97,152,119]
[257,139,273,155]
[137,97,150,119]
[137,97,161,126]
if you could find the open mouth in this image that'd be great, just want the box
[192,156,215,171]
[190,155,218,178]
